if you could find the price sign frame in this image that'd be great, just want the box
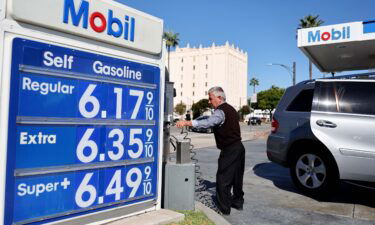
[1,35,164,225]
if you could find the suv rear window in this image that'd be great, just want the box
[287,89,314,112]
[314,81,375,115]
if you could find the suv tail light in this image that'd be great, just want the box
[271,117,279,133]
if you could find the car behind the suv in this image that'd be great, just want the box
[267,75,375,195]
[248,117,262,126]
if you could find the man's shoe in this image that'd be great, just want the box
[220,210,231,215]
[231,203,243,210]
[215,205,230,215]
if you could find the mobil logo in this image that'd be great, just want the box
[308,26,350,43]
[63,0,135,42]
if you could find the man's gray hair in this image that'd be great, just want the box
[208,86,226,102]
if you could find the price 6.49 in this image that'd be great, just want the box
[75,166,153,208]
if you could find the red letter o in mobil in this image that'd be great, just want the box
[90,12,107,33]
[321,32,331,41]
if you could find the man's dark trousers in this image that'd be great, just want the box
[216,141,245,214]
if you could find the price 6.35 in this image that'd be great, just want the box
[78,84,154,120]
[76,127,154,163]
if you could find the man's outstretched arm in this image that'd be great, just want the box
[176,110,225,128]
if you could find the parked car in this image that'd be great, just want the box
[190,115,213,133]
[267,74,375,196]
[248,117,261,125]
[173,113,180,122]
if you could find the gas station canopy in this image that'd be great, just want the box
[298,20,375,73]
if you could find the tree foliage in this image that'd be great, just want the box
[250,77,259,94]
[257,86,285,112]
[163,31,180,70]
[239,105,251,119]
[298,14,324,29]
[191,99,210,119]
[175,102,186,115]
[247,99,258,110]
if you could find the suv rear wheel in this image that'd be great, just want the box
[290,148,338,196]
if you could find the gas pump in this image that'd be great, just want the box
[162,70,196,211]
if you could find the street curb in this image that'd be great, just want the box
[104,209,184,225]
[195,201,231,225]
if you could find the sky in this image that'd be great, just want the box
[116,0,374,97]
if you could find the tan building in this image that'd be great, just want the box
[168,41,248,111]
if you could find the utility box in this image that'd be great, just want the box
[164,163,195,210]
[176,140,191,164]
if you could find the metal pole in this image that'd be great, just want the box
[292,62,296,85]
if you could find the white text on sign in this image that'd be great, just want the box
[17,178,71,197]
[22,77,75,95]
[43,51,74,69]
[20,132,57,145]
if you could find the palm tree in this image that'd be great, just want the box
[163,31,180,70]
[250,77,259,94]
[298,15,324,80]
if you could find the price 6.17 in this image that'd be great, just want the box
[76,128,154,163]
[79,84,154,120]
[75,166,153,208]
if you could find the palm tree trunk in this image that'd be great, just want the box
[253,85,255,94]
[167,47,170,71]
[309,60,312,80]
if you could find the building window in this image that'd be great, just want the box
[205,64,208,69]
[206,56,208,60]
[205,73,208,78]
[193,65,195,70]
[181,92,183,96]
[181,58,184,63]
[193,83,195,87]
[205,91,208,95]
[181,67,183,71]
[193,91,195,96]
[181,83,183,88]
[205,82,208,87]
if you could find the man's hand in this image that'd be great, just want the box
[176,120,192,128]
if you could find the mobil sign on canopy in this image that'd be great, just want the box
[10,0,163,54]
[298,22,362,47]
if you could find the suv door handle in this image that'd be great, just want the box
[316,120,337,128]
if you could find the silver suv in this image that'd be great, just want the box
[267,74,375,195]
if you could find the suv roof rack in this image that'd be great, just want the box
[298,72,375,85]
[322,72,375,80]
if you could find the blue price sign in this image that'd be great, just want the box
[5,38,160,225]
[18,75,157,120]
[13,163,156,223]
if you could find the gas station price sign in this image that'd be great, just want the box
[5,38,160,224]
